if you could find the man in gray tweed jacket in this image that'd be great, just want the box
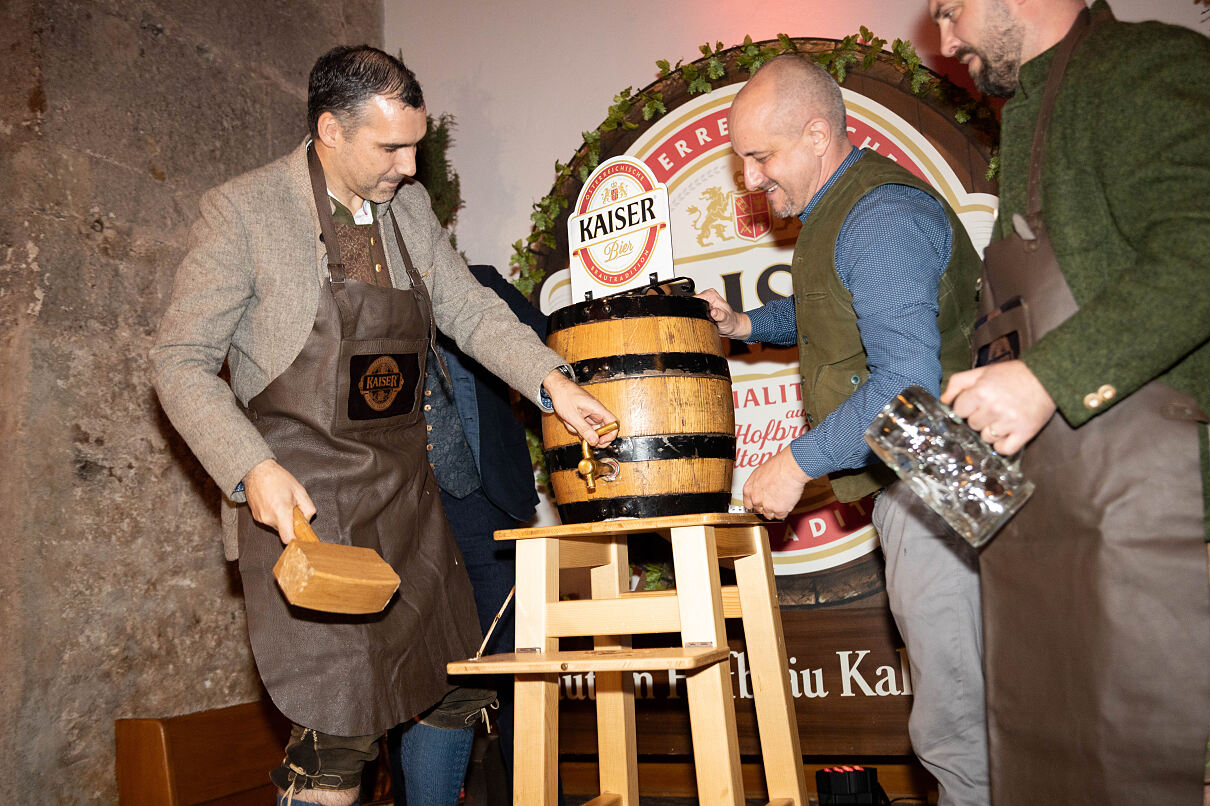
[151,46,613,806]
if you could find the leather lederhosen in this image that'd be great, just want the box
[971,9,1210,803]
[236,146,482,737]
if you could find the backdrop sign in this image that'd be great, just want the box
[568,155,675,300]
[542,81,997,578]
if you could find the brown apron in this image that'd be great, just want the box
[972,9,1210,804]
[236,147,482,737]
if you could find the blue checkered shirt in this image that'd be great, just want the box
[746,147,954,480]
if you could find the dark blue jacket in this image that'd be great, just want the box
[436,265,547,521]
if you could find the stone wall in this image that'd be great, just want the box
[0,0,381,799]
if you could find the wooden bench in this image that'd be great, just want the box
[115,700,392,805]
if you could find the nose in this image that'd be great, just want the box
[742,159,764,192]
[938,22,962,58]
[395,147,417,178]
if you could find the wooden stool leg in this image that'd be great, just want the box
[670,525,744,806]
[593,670,637,803]
[591,538,639,804]
[514,675,559,805]
[513,537,560,806]
[733,526,808,805]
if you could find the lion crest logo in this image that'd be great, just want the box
[686,187,735,248]
[686,185,774,247]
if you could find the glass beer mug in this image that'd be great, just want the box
[864,385,1034,548]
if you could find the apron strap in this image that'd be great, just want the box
[306,142,346,279]
[1024,6,1111,225]
[306,143,358,339]
[388,208,451,386]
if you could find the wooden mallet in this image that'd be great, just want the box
[272,507,401,614]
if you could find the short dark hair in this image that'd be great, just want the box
[307,45,424,137]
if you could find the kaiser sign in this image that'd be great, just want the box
[568,155,674,300]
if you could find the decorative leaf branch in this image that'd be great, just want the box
[509,30,999,294]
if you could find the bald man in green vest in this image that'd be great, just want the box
[698,55,987,805]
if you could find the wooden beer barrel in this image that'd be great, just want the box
[543,292,735,523]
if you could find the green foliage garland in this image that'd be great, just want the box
[509,29,997,297]
[414,113,462,240]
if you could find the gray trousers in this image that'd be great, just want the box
[873,482,989,806]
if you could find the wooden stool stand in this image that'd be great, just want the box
[448,513,807,806]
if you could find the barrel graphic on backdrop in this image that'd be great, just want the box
[539,75,996,592]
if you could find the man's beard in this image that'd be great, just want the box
[963,45,1022,97]
[964,0,1025,98]
[761,183,802,219]
[770,193,799,219]
[362,176,404,204]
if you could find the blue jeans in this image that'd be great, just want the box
[390,720,474,806]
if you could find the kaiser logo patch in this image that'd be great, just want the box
[358,355,405,412]
[347,352,420,421]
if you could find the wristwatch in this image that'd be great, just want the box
[540,364,576,409]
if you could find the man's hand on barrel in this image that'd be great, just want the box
[941,360,1056,456]
[743,446,812,521]
[695,288,752,340]
[543,368,619,447]
[243,458,317,545]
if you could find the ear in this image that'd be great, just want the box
[806,118,831,156]
[315,111,345,149]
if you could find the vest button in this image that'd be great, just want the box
[850,374,860,386]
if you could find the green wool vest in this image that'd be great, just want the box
[792,151,981,502]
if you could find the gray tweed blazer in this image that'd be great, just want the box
[151,140,562,558]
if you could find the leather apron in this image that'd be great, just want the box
[236,147,482,737]
[971,10,1210,804]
